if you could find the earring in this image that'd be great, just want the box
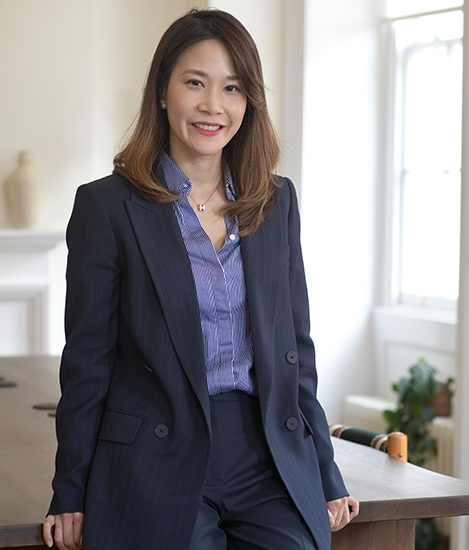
[160,102,167,110]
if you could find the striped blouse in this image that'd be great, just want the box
[160,152,256,395]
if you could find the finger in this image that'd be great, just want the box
[349,498,360,519]
[53,516,69,550]
[72,513,84,548]
[327,503,341,530]
[339,506,351,530]
[331,514,348,531]
[331,503,349,532]
[62,517,81,550]
[43,516,56,548]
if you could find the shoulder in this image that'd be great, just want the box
[71,174,135,221]
[272,175,300,215]
[275,174,295,190]
[75,173,132,202]
[68,174,136,236]
[248,175,300,238]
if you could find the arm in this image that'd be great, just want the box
[48,182,120,515]
[284,178,359,523]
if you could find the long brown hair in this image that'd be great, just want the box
[113,8,281,235]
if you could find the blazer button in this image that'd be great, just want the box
[286,417,298,431]
[154,424,169,438]
[286,351,298,364]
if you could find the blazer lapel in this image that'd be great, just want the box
[125,192,210,426]
[241,212,282,401]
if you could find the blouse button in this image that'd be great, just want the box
[229,234,236,241]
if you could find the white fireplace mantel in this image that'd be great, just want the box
[0,229,64,250]
[0,229,65,356]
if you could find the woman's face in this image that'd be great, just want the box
[162,39,247,166]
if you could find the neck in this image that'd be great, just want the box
[167,150,223,193]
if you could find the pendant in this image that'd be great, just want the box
[198,204,206,212]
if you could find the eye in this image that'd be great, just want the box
[225,85,241,92]
[187,79,203,87]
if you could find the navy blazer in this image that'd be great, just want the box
[49,172,348,550]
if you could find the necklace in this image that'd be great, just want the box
[188,180,221,212]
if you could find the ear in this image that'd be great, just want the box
[160,88,167,110]
[160,84,168,103]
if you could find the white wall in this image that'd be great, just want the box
[0,0,94,229]
[301,0,380,421]
[0,0,195,231]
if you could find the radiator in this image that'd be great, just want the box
[342,395,454,536]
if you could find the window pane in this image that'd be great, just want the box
[401,170,461,300]
[404,42,463,171]
[394,10,463,306]
[395,11,463,48]
[385,0,463,19]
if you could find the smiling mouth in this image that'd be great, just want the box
[192,123,223,131]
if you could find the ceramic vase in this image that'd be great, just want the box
[3,151,40,228]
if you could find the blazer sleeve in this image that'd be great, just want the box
[49,182,120,514]
[285,177,349,502]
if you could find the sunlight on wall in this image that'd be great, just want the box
[301,0,379,421]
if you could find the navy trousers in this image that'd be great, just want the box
[189,391,318,550]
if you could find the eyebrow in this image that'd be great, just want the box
[181,69,240,81]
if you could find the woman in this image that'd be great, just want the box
[43,8,358,550]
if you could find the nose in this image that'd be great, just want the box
[199,88,223,115]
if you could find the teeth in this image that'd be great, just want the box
[193,123,221,131]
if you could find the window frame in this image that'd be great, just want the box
[383,4,464,315]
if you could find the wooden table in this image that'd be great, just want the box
[1,356,469,550]
[0,356,59,549]
[331,436,469,549]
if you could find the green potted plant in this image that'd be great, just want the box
[383,357,454,550]
[383,357,454,467]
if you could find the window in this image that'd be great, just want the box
[385,1,463,310]
[385,0,462,18]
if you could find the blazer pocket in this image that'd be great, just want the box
[299,410,315,437]
[97,409,146,445]
[281,245,290,266]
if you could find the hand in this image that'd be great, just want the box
[43,512,84,550]
[327,495,359,532]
